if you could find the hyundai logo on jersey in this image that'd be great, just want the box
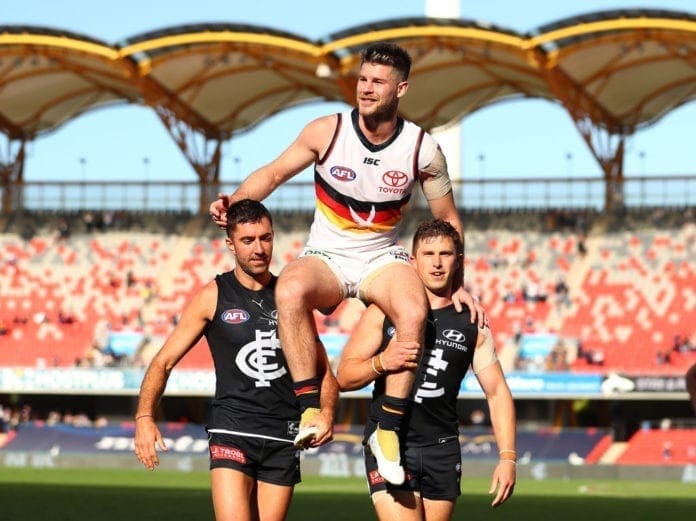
[443,329,466,342]
[221,308,250,324]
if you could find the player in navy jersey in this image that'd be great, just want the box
[134,199,338,521]
[337,219,515,521]
[209,42,485,484]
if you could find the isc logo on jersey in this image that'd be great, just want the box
[330,165,356,181]
[221,309,250,324]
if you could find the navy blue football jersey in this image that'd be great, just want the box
[367,304,478,446]
[205,271,299,441]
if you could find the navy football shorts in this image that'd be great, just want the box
[208,431,301,486]
[365,437,461,500]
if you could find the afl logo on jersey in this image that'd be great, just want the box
[386,326,396,338]
[221,308,250,324]
[330,165,356,181]
[382,170,408,187]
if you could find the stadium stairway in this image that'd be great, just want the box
[544,215,607,333]
[597,441,628,464]
[617,428,696,466]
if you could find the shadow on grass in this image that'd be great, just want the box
[2,482,694,521]
[289,491,696,521]
[0,483,213,521]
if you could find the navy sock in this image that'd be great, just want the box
[293,378,320,412]
[378,396,408,431]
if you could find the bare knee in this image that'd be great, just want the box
[276,270,309,310]
[391,298,428,338]
[277,259,342,312]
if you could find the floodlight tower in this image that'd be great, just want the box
[425,0,462,183]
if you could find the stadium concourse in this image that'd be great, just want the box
[1,207,695,476]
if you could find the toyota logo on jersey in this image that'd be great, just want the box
[382,170,408,187]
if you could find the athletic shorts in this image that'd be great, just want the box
[208,431,301,486]
[365,438,462,500]
[301,245,410,299]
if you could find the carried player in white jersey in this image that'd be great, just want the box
[209,42,485,484]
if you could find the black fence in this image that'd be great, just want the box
[3,174,694,214]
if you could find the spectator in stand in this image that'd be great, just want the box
[546,341,569,372]
[0,404,7,433]
[126,270,137,288]
[591,350,605,366]
[102,211,114,230]
[554,275,571,310]
[82,210,96,233]
[57,308,76,325]
[0,318,9,335]
[577,233,587,257]
[512,322,522,345]
[686,363,696,415]
[655,349,671,366]
[673,335,695,354]
[56,217,70,242]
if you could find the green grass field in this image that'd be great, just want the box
[0,467,694,520]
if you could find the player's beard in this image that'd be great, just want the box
[360,96,399,126]
[237,255,270,278]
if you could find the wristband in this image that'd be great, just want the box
[371,356,384,375]
[500,459,517,464]
[499,449,516,455]
[135,414,153,421]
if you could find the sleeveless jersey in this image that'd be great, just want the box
[307,109,439,253]
[204,271,299,441]
[368,304,478,447]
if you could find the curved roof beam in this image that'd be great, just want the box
[0,9,694,213]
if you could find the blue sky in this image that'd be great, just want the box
[3,0,694,183]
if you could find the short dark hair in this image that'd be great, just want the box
[411,219,462,256]
[226,199,272,237]
[360,42,411,81]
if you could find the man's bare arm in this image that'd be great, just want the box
[336,305,419,391]
[475,330,516,508]
[210,115,337,227]
[134,283,215,470]
[310,345,339,447]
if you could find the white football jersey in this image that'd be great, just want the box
[307,109,439,253]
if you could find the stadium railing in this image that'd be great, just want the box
[3,174,694,214]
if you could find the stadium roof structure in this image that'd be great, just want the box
[1,9,695,213]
